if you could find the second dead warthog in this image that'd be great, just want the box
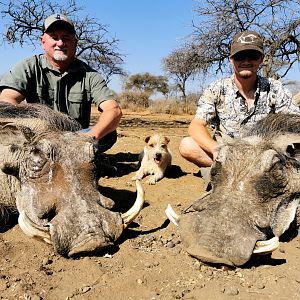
[167,113,300,266]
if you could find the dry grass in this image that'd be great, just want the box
[116,90,198,115]
[148,99,196,115]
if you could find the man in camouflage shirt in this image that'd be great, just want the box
[0,13,122,152]
[179,30,300,171]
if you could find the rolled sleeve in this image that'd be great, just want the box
[195,83,218,123]
[89,72,116,106]
[0,59,31,94]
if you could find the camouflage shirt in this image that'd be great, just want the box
[195,75,300,138]
[0,54,116,128]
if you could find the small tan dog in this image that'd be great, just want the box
[132,134,172,185]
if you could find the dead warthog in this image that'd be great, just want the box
[0,102,144,257]
[166,113,300,266]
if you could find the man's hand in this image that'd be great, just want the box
[0,88,25,104]
[87,99,122,140]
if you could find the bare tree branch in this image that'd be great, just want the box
[162,48,207,102]
[190,0,300,79]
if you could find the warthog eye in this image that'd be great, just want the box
[27,147,48,173]
[211,161,222,177]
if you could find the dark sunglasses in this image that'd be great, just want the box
[233,51,262,61]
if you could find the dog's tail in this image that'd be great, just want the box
[165,204,179,226]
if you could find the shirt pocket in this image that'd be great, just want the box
[68,92,84,119]
[36,85,54,107]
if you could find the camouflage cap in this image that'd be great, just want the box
[43,13,76,35]
[230,30,264,57]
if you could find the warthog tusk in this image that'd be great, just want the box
[165,204,179,226]
[253,236,279,255]
[122,180,145,228]
[18,210,52,244]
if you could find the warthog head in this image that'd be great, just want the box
[167,113,300,266]
[0,123,144,257]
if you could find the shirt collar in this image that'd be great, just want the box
[40,54,85,74]
[232,74,262,96]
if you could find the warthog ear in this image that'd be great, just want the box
[5,124,35,140]
[272,133,300,159]
[1,123,35,145]
[215,131,233,145]
[0,124,36,177]
[260,149,279,171]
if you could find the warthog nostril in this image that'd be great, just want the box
[40,208,57,222]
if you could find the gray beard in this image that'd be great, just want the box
[53,53,68,61]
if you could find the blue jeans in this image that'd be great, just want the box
[80,129,117,153]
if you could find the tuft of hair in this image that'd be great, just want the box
[0,102,82,132]
[243,113,300,138]
[0,205,18,231]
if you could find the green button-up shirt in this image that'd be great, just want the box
[0,54,116,128]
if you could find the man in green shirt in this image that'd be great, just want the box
[0,13,122,152]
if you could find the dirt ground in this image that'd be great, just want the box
[1,109,300,300]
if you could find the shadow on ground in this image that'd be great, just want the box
[98,152,187,179]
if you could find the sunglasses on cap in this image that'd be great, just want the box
[232,50,262,61]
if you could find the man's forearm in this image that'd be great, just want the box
[88,106,122,140]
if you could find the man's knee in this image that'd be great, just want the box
[179,137,194,158]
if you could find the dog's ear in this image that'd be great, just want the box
[164,137,170,144]
[145,136,151,143]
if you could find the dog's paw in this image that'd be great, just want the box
[132,174,142,181]
[147,177,157,185]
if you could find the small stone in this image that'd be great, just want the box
[295,288,300,295]
[0,284,8,291]
[166,241,175,248]
[200,264,208,272]
[235,272,243,278]
[205,269,213,276]
[256,283,265,289]
[223,286,239,296]
[80,286,91,294]
[42,258,52,266]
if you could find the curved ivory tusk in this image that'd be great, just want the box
[122,180,145,228]
[165,204,179,226]
[18,211,52,244]
[253,236,279,254]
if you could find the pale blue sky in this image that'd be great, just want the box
[0,0,299,94]
[0,0,198,93]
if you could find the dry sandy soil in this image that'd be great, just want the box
[1,109,300,300]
